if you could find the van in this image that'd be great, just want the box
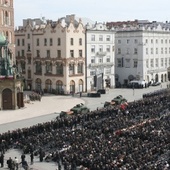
[128,80,148,88]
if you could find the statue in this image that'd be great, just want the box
[0,33,13,77]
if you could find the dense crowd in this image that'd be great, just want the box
[0,89,170,170]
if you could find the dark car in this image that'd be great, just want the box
[152,82,161,86]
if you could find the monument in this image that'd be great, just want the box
[0,33,24,110]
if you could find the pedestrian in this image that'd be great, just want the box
[14,157,19,170]
[0,153,4,167]
[6,157,12,169]
[30,152,34,164]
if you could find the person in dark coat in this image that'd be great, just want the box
[0,153,4,167]
[30,152,34,164]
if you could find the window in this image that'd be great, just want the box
[44,38,47,46]
[161,58,164,67]
[155,58,158,67]
[46,62,52,73]
[165,48,167,54]
[17,39,20,46]
[161,39,163,44]
[127,39,130,44]
[35,61,42,74]
[36,50,40,57]
[151,48,153,54]
[161,48,163,54]
[99,35,103,41]
[98,58,103,63]
[134,48,138,54]
[156,48,158,54]
[146,48,148,54]
[17,51,20,57]
[118,40,121,44]
[165,39,167,44]
[22,39,25,46]
[47,50,50,58]
[28,58,31,64]
[57,38,61,45]
[21,50,25,57]
[91,58,95,63]
[118,48,121,54]
[125,59,130,68]
[106,45,110,52]
[156,39,158,43]
[57,50,61,58]
[27,44,30,51]
[77,63,83,74]
[91,35,95,41]
[27,34,30,39]
[50,38,53,46]
[90,71,95,76]
[36,38,39,46]
[70,50,74,57]
[150,59,154,67]
[70,38,74,45]
[117,58,122,67]
[126,48,130,54]
[145,39,148,43]
[69,64,75,75]
[79,50,82,57]
[28,70,31,79]
[134,60,138,68]
[99,45,103,52]
[106,56,110,62]
[79,38,82,45]
[106,35,110,41]
[91,45,95,53]
[134,39,138,44]
[56,63,63,74]
[151,39,153,43]
[169,47,170,54]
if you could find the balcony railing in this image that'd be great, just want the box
[89,62,114,68]
[96,51,107,57]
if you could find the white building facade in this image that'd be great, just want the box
[86,23,115,91]
[115,21,170,86]
[15,15,86,94]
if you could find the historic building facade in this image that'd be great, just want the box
[15,15,86,94]
[86,23,115,91]
[0,0,24,110]
[0,0,15,63]
[114,20,170,86]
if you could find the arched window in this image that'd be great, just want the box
[56,80,63,94]
[35,78,42,91]
[70,80,75,93]
[45,79,52,92]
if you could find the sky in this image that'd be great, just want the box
[14,0,170,27]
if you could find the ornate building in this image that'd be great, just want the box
[0,0,23,110]
[15,15,86,94]
[0,0,15,64]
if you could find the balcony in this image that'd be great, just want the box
[89,62,114,68]
[96,51,107,57]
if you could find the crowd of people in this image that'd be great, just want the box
[29,92,42,101]
[0,89,170,169]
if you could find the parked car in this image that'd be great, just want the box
[151,82,161,86]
